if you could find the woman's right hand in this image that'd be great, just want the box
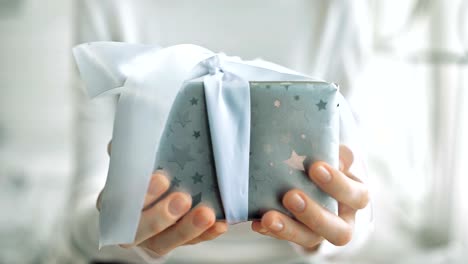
[97,142,228,256]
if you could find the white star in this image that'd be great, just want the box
[274,99,281,108]
[283,150,306,171]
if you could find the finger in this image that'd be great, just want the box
[257,211,324,249]
[142,171,170,210]
[283,190,353,246]
[121,192,192,248]
[253,217,323,253]
[252,220,268,234]
[339,145,354,171]
[142,206,216,255]
[308,162,369,210]
[251,220,278,238]
[184,222,228,245]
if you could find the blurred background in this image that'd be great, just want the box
[0,0,467,263]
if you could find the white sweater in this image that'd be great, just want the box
[50,1,372,263]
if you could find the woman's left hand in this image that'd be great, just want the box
[251,145,369,251]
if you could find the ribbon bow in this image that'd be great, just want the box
[73,42,326,247]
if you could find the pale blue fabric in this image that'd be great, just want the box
[73,42,325,246]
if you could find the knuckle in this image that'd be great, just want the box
[308,209,324,231]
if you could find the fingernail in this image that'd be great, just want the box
[339,159,345,171]
[193,211,211,228]
[169,196,188,216]
[288,193,306,213]
[313,165,332,183]
[258,227,268,233]
[269,219,284,232]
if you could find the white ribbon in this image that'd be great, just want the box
[73,42,325,247]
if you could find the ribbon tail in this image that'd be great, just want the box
[204,71,251,223]
[99,45,216,246]
[100,89,162,247]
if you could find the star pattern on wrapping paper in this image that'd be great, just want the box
[283,150,306,171]
[192,130,201,139]
[316,100,327,111]
[274,99,281,108]
[171,177,182,188]
[175,111,192,127]
[191,172,204,184]
[190,97,198,105]
[168,144,195,169]
[192,192,202,207]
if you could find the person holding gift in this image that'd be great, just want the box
[47,1,373,263]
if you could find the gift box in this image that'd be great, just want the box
[73,42,342,246]
[157,81,339,220]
